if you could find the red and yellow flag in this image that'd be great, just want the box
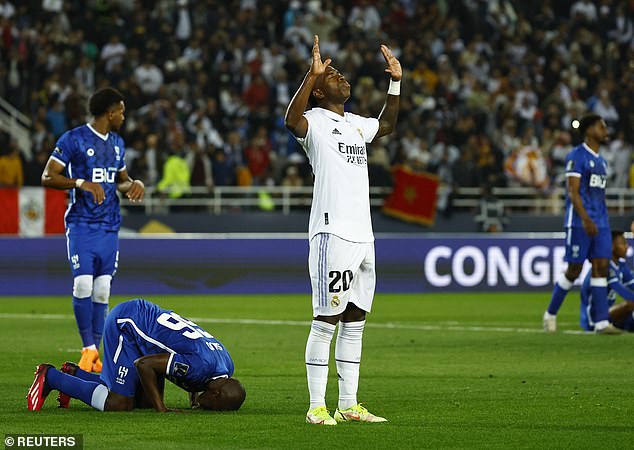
[382,166,439,226]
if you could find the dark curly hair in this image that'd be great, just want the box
[88,88,124,117]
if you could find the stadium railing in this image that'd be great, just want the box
[0,96,32,159]
[119,185,634,215]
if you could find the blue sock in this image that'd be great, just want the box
[590,278,609,322]
[91,302,108,349]
[547,275,573,315]
[73,296,94,347]
[72,366,105,384]
[47,368,104,407]
[547,284,568,315]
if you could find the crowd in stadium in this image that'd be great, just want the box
[0,0,632,198]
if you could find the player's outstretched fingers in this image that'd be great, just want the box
[311,35,331,76]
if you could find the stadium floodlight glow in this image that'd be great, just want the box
[571,119,580,129]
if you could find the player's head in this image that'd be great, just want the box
[197,377,246,411]
[612,230,628,259]
[89,88,126,131]
[310,66,350,108]
[578,114,608,144]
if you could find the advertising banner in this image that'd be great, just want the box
[0,234,617,296]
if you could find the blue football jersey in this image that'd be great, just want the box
[563,143,609,229]
[580,259,634,330]
[50,124,126,231]
[115,299,235,392]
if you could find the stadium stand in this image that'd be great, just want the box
[0,0,632,218]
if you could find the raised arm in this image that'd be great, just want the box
[374,44,402,141]
[134,353,171,412]
[41,158,106,205]
[284,35,331,138]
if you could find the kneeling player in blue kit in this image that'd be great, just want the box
[580,231,634,332]
[27,299,246,412]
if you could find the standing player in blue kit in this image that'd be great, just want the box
[543,114,619,334]
[41,88,145,372]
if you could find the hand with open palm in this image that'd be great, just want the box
[310,35,331,78]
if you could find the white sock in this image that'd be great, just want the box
[595,320,610,330]
[305,320,336,410]
[83,345,97,351]
[335,320,365,410]
[91,384,108,411]
[557,274,573,290]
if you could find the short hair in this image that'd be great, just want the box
[216,378,246,411]
[612,230,624,240]
[199,378,246,411]
[578,114,602,138]
[88,88,124,117]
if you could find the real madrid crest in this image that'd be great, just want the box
[331,295,340,307]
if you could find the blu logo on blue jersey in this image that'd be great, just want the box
[50,124,127,231]
[564,143,609,229]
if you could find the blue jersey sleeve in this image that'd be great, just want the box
[166,353,213,392]
[116,135,127,172]
[608,280,634,302]
[607,262,634,302]
[565,152,583,178]
[50,132,76,167]
[620,261,634,286]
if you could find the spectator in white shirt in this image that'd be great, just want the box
[0,0,15,19]
[348,0,381,35]
[100,35,127,73]
[570,0,597,22]
[592,89,619,129]
[134,55,164,97]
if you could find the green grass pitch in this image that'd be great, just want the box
[1,293,633,449]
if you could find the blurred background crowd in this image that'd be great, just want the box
[0,0,632,200]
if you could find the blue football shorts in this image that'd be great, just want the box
[100,301,142,397]
[66,227,119,278]
[564,226,611,263]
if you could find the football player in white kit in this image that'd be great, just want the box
[285,35,401,425]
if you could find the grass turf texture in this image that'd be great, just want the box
[1,293,633,449]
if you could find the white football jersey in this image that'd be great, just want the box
[295,107,379,243]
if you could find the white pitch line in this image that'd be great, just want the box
[0,312,591,335]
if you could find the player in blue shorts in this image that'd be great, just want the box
[41,88,145,372]
[580,231,634,332]
[543,114,620,334]
[26,298,246,412]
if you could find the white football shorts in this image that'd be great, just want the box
[308,233,376,317]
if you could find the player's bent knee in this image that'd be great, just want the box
[92,275,112,304]
[73,275,93,298]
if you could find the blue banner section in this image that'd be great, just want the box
[2,235,626,295]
